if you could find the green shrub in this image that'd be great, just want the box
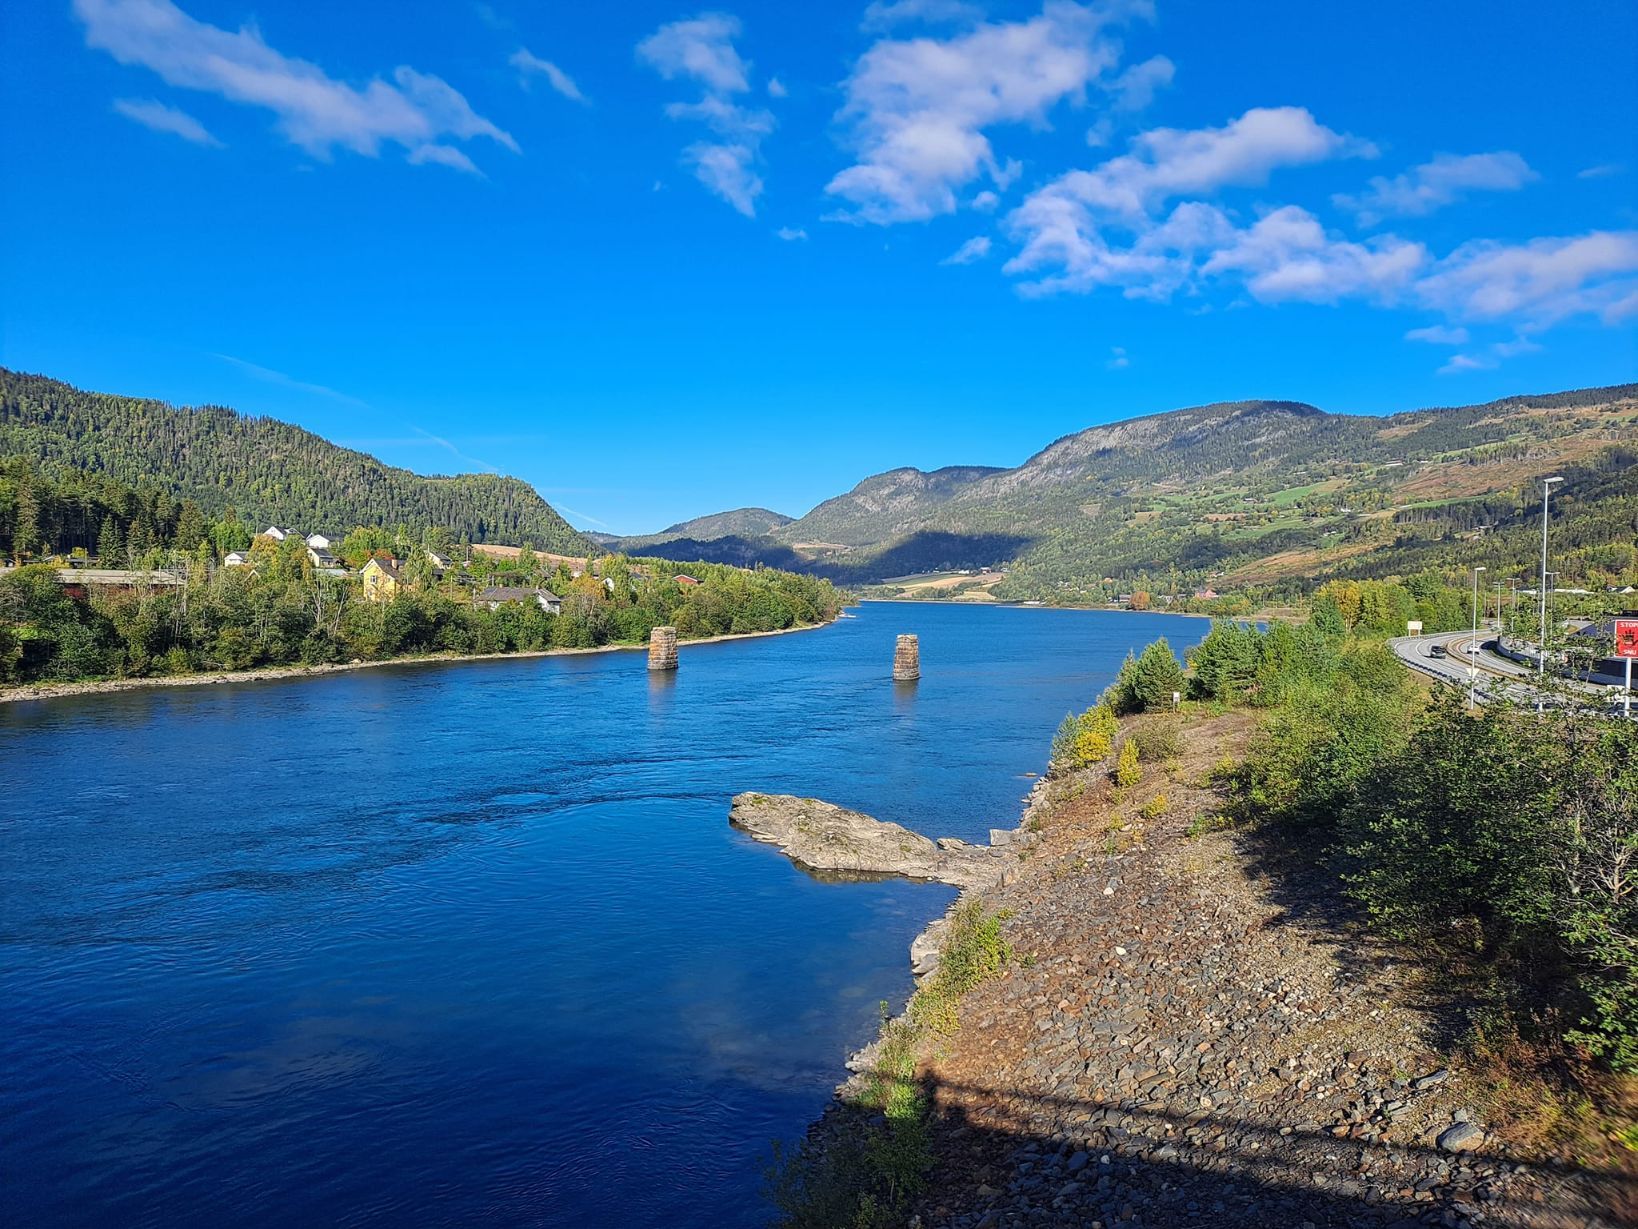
[1114,738,1142,788]
[1134,722,1184,763]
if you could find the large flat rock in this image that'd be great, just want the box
[729,793,995,888]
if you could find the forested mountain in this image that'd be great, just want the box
[627,385,1638,598]
[591,506,796,552]
[0,370,590,552]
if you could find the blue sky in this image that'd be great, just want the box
[2,0,1635,534]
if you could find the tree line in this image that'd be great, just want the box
[0,370,588,552]
[0,517,843,686]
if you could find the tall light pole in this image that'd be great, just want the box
[1508,578,1521,641]
[1471,564,1486,706]
[1494,579,1503,632]
[1539,476,1563,678]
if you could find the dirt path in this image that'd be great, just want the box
[905,710,1632,1229]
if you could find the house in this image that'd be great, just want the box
[307,547,340,569]
[223,548,253,567]
[361,556,403,602]
[475,586,563,615]
[258,525,294,542]
[426,550,451,571]
[674,574,701,587]
[305,532,340,550]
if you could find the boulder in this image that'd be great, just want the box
[729,793,996,888]
[1436,1122,1483,1153]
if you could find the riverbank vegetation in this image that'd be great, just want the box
[0,519,842,686]
[768,899,1014,1229]
[1142,617,1638,1076]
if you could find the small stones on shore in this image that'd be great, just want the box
[825,709,1603,1229]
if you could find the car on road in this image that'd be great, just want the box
[1429,644,1447,658]
[1465,643,1483,655]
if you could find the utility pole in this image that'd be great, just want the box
[1508,578,1521,642]
[1538,476,1563,680]
[1494,579,1503,633]
[1470,564,1486,707]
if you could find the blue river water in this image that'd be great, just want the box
[0,602,1204,1227]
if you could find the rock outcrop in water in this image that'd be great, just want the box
[728,793,996,889]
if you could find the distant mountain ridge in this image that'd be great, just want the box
[0,369,591,552]
[624,385,1638,594]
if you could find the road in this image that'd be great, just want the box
[1388,628,1627,712]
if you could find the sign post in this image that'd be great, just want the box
[1616,619,1638,718]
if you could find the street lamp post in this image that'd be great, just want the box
[1539,476,1563,679]
[1508,578,1521,642]
[1470,564,1486,706]
[1494,579,1503,633]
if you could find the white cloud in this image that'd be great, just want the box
[827,2,1140,225]
[1438,353,1492,375]
[75,0,517,169]
[1417,230,1638,325]
[767,76,787,98]
[112,96,221,146]
[1577,163,1622,180]
[1106,345,1129,369]
[1201,206,1426,304]
[407,143,481,174]
[638,13,773,217]
[637,13,750,93]
[942,235,992,264]
[1105,54,1172,112]
[1334,151,1535,225]
[509,48,587,103]
[776,226,808,241]
[971,189,1000,211]
[1038,107,1371,222]
[1437,336,1546,375]
[860,0,985,32]
[1003,107,1376,298]
[1404,324,1469,345]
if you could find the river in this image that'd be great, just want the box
[0,603,1204,1227]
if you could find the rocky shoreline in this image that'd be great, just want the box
[0,617,835,706]
[780,709,1630,1229]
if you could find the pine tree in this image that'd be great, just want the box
[97,514,122,562]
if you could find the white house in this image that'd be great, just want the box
[305,532,339,550]
[223,548,253,567]
[258,525,294,542]
[475,586,563,615]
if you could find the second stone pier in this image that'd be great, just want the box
[648,625,679,671]
[893,633,920,681]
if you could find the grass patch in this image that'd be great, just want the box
[768,899,1014,1227]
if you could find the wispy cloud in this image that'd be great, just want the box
[860,0,984,32]
[1003,107,1381,299]
[1417,230,1638,326]
[1404,324,1469,345]
[75,0,516,171]
[1334,151,1535,226]
[941,235,992,264]
[510,47,587,103]
[1577,162,1623,180]
[828,2,1139,225]
[214,354,367,406]
[113,96,221,146]
[408,425,499,473]
[776,226,808,241]
[638,13,774,217]
[1106,345,1129,369]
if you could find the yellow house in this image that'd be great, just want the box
[360,556,403,603]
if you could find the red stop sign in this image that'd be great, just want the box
[1616,619,1638,660]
